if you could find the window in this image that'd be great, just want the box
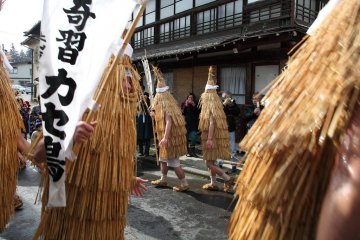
[161,0,174,19]
[160,22,171,43]
[145,0,156,24]
[197,8,217,34]
[218,0,243,29]
[175,0,192,14]
[195,0,215,7]
[173,15,191,39]
[249,3,281,23]
[12,67,18,74]
[129,5,143,28]
[247,0,264,4]
[296,0,318,23]
[134,27,155,48]
[220,67,246,104]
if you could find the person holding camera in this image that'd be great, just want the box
[222,91,240,173]
[181,93,199,157]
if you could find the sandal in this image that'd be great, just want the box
[224,177,235,193]
[173,185,189,192]
[151,179,168,187]
[14,194,23,210]
[202,183,219,191]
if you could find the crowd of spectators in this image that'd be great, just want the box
[135,89,264,173]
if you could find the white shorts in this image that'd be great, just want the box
[159,158,181,168]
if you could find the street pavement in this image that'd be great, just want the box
[0,159,237,240]
[2,93,242,239]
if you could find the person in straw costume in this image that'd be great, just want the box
[228,0,360,239]
[33,42,148,240]
[0,49,31,231]
[198,66,234,192]
[150,66,190,192]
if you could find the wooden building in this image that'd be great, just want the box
[131,0,328,104]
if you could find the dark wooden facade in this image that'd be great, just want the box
[131,0,327,104]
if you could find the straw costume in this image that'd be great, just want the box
[0,51,24,232]
[34,45,141,240]
[150,66,189,192]
[228,0,360,239]
[198,66,233,192]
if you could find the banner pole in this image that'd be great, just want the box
[85,4,146,123]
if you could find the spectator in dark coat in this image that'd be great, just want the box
[222,91,240,173]
[181,93,199,157]
[245,92,264,133]
[136,92,153,156]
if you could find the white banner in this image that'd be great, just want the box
[40,0,137,207]
[141,56,153,97]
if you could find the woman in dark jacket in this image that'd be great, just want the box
[181,93,199,157]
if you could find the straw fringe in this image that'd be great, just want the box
[229,1,360,239]
[34,55,140,240]
[199,90,230,161]
[0,63,22,232]
[152,68,187,160]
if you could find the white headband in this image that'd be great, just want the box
[124,44,133,58]
[156,86,169,93]
[205,84,219,90]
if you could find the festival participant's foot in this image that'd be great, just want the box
[224,177,235,193]
[14,194,23,210]
[173,185,189,192]
[151,179,168,187]
[202,183,219,191]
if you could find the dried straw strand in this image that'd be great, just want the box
[151,67,187,160]
[199,67,230,161]
[229,1,360,239]
[0,61,22,232]
[34,55,141,240]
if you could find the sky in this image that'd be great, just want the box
[0,0,43,51]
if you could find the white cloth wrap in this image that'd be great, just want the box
[89,99,100,112]
[205,84,219,90]
[156,86,169,93]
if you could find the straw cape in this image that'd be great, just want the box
[151,66,187,160]
[228,1,360,239]
[34,52,141,240]
[198,66,229,161]
[0,54,23,232]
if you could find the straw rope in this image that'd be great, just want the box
[199,67,230,161]
[151,67,187,160]
[0,60,23,232]
[34,55,141,240]
[229,1,360,239]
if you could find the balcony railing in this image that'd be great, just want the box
[133,0,321,49]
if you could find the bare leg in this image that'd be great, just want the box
[174,166,185,180]
[206,160,225,177]
[160,162,169,176]
[151,162,169,186]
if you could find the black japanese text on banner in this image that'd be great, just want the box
[39,0,137,207]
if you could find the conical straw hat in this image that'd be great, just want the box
[207,66,217,86]
[153,66,167,89]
